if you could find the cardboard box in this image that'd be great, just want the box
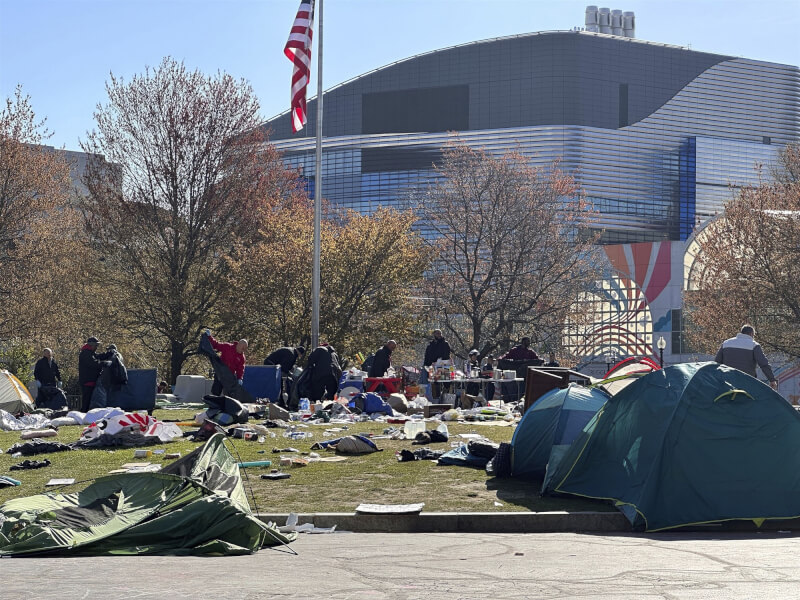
[424,404,451,418]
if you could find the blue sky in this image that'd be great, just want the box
[1,0,798,151]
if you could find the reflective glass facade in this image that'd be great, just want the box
[264,30,799,244]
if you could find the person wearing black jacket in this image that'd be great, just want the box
[423,329,451,367]
[34,348,61,388]
[34,348,67,409]
[264,346,305,374]
[264,346,305,404]
[368,340,396,378]
[306,344,341,402]
[78,336,111,412]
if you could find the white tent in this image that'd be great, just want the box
[0,370,36,414]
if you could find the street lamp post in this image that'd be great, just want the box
[657,335,666,368]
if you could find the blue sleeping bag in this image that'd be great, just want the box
[348,392,393,415]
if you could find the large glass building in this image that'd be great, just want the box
[263,24,800,386]
[264,28,798,244]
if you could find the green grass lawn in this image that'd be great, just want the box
[0,409,612,514]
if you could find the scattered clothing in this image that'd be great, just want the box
[311,434,380,454]
[10,459,51,471]
[397,448,446,462]
[203,394,248,425]
[437,439,499,468]
[7,440,73,456]
[412,429,449,445]
[72,432,164,449]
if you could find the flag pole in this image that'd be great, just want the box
[311,0,323,350]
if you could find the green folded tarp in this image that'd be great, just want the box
[0,434,294,556]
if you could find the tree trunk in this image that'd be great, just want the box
[169,340,186,385]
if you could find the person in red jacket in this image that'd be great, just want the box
[206,330,248,395]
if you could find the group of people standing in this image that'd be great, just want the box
[203,331,342,404]
[45,322,777,413]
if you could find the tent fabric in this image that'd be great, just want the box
[510,384,609,479]
[0,370,35,415]
[598,357,661,396]
[543,361,800,532]
[0,434,295,556]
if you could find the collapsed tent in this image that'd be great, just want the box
[0,370,35,415]
[543,361,800,532]
[0,434,295,556]
[510,384,609,479]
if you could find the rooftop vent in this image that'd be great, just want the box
[585,6,635,38]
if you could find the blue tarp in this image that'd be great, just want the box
[437,444,491,468]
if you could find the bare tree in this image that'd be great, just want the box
[419,143,602,359]
[0,87,74,339]
[686,143,800,358]
[81,57,295,381]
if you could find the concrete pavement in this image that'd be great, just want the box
[4,531,800,599]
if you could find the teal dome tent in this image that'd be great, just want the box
[543,362,800,531]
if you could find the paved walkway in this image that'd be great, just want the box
[5,532,800,599]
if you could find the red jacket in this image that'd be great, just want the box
[502,345,540,361]
[208,335,246,380]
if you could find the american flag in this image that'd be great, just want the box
[284,0,315,133]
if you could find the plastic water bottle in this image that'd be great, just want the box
[299,398,310,411]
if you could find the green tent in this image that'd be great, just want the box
[543,361,800,532]
[0,434,295,555]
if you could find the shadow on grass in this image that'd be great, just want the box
[485,476,614,512]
